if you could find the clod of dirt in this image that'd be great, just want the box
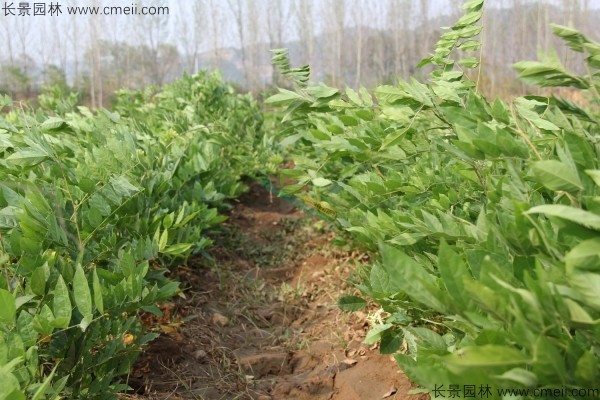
[273,381,293,397]
[211,312,229,326]
[342,358,358,366]
[382,385,398,398]
[235,351,292,378]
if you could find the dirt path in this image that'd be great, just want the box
[124,183,427,400]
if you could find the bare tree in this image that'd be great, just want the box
[14,16,32,76]
[208,0,223,69]
[296,0,314,67]
[322,0,345,86]
[177,1,207,74]
[135,0,171,85]
[351,2,363,88]
[227,0,250,86]
[88,9,103,107]
[67,11,81,90]
[267,0,290,86]
[0,19,15,65]
[246,0,261,90]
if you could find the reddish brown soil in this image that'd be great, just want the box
[123,183,428,400]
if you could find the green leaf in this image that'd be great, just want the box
[458,40,481,51]
[338,295,367,312]
[532,160,583,192]
[40,117,66,130]
[585,169,600,187]
[380,127,409,150]
[564,299,598,325]
[444,345,531,369]
[458,57,480,68]
[364,323,393,345]
[93,269,104,314]
[120,251,136,278]
[408,327,448,350]
[162,242,193,256]
[110,176,140,197]
[551,24,589,52]
[527,205,600,230]
[455,11,482,28]
[381,244,448,313]
[31,363,58,400]
[0,289,16,325]
[30,264,49,296]
[33,305,54,336]
[494,368,538,387]
[0,368,22,400]
[265,89,307,106]
[52,275,72,329]
[570,273,600,311]
[157,281,180,300]
[14,295,34,310]
[463,0,484,10]
[73,264,93,327]
[565,238,600,273]
[438,239,470,309]
[514,61,588,89]
[380,330,403,354]
[312,177,332,187]
[16,312,36,347]
[345,88,363,105]
[370,263,392,297]
[306,85,338,99]
[5,149,50,167]
[0,207,18,229]
[575,351,598,385]
[158,229,168,252]
[533,337,567,382]
[101,109,120,123]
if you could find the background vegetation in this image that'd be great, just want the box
[0,0,598,103]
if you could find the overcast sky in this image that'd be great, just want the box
[0,0,463,64]
[0,0,596,68]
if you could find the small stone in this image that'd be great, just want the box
[212,312,229,326]
[193,349,207,360]
[311,270,325,279]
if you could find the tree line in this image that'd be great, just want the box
[0,0,597,105]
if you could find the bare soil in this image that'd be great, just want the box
[123,183,428,400]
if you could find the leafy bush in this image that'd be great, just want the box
[0,72,273,398]
[269,0,600,397]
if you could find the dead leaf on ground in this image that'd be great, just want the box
[159,322,182,334]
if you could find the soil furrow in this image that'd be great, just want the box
[124,183,427,400]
